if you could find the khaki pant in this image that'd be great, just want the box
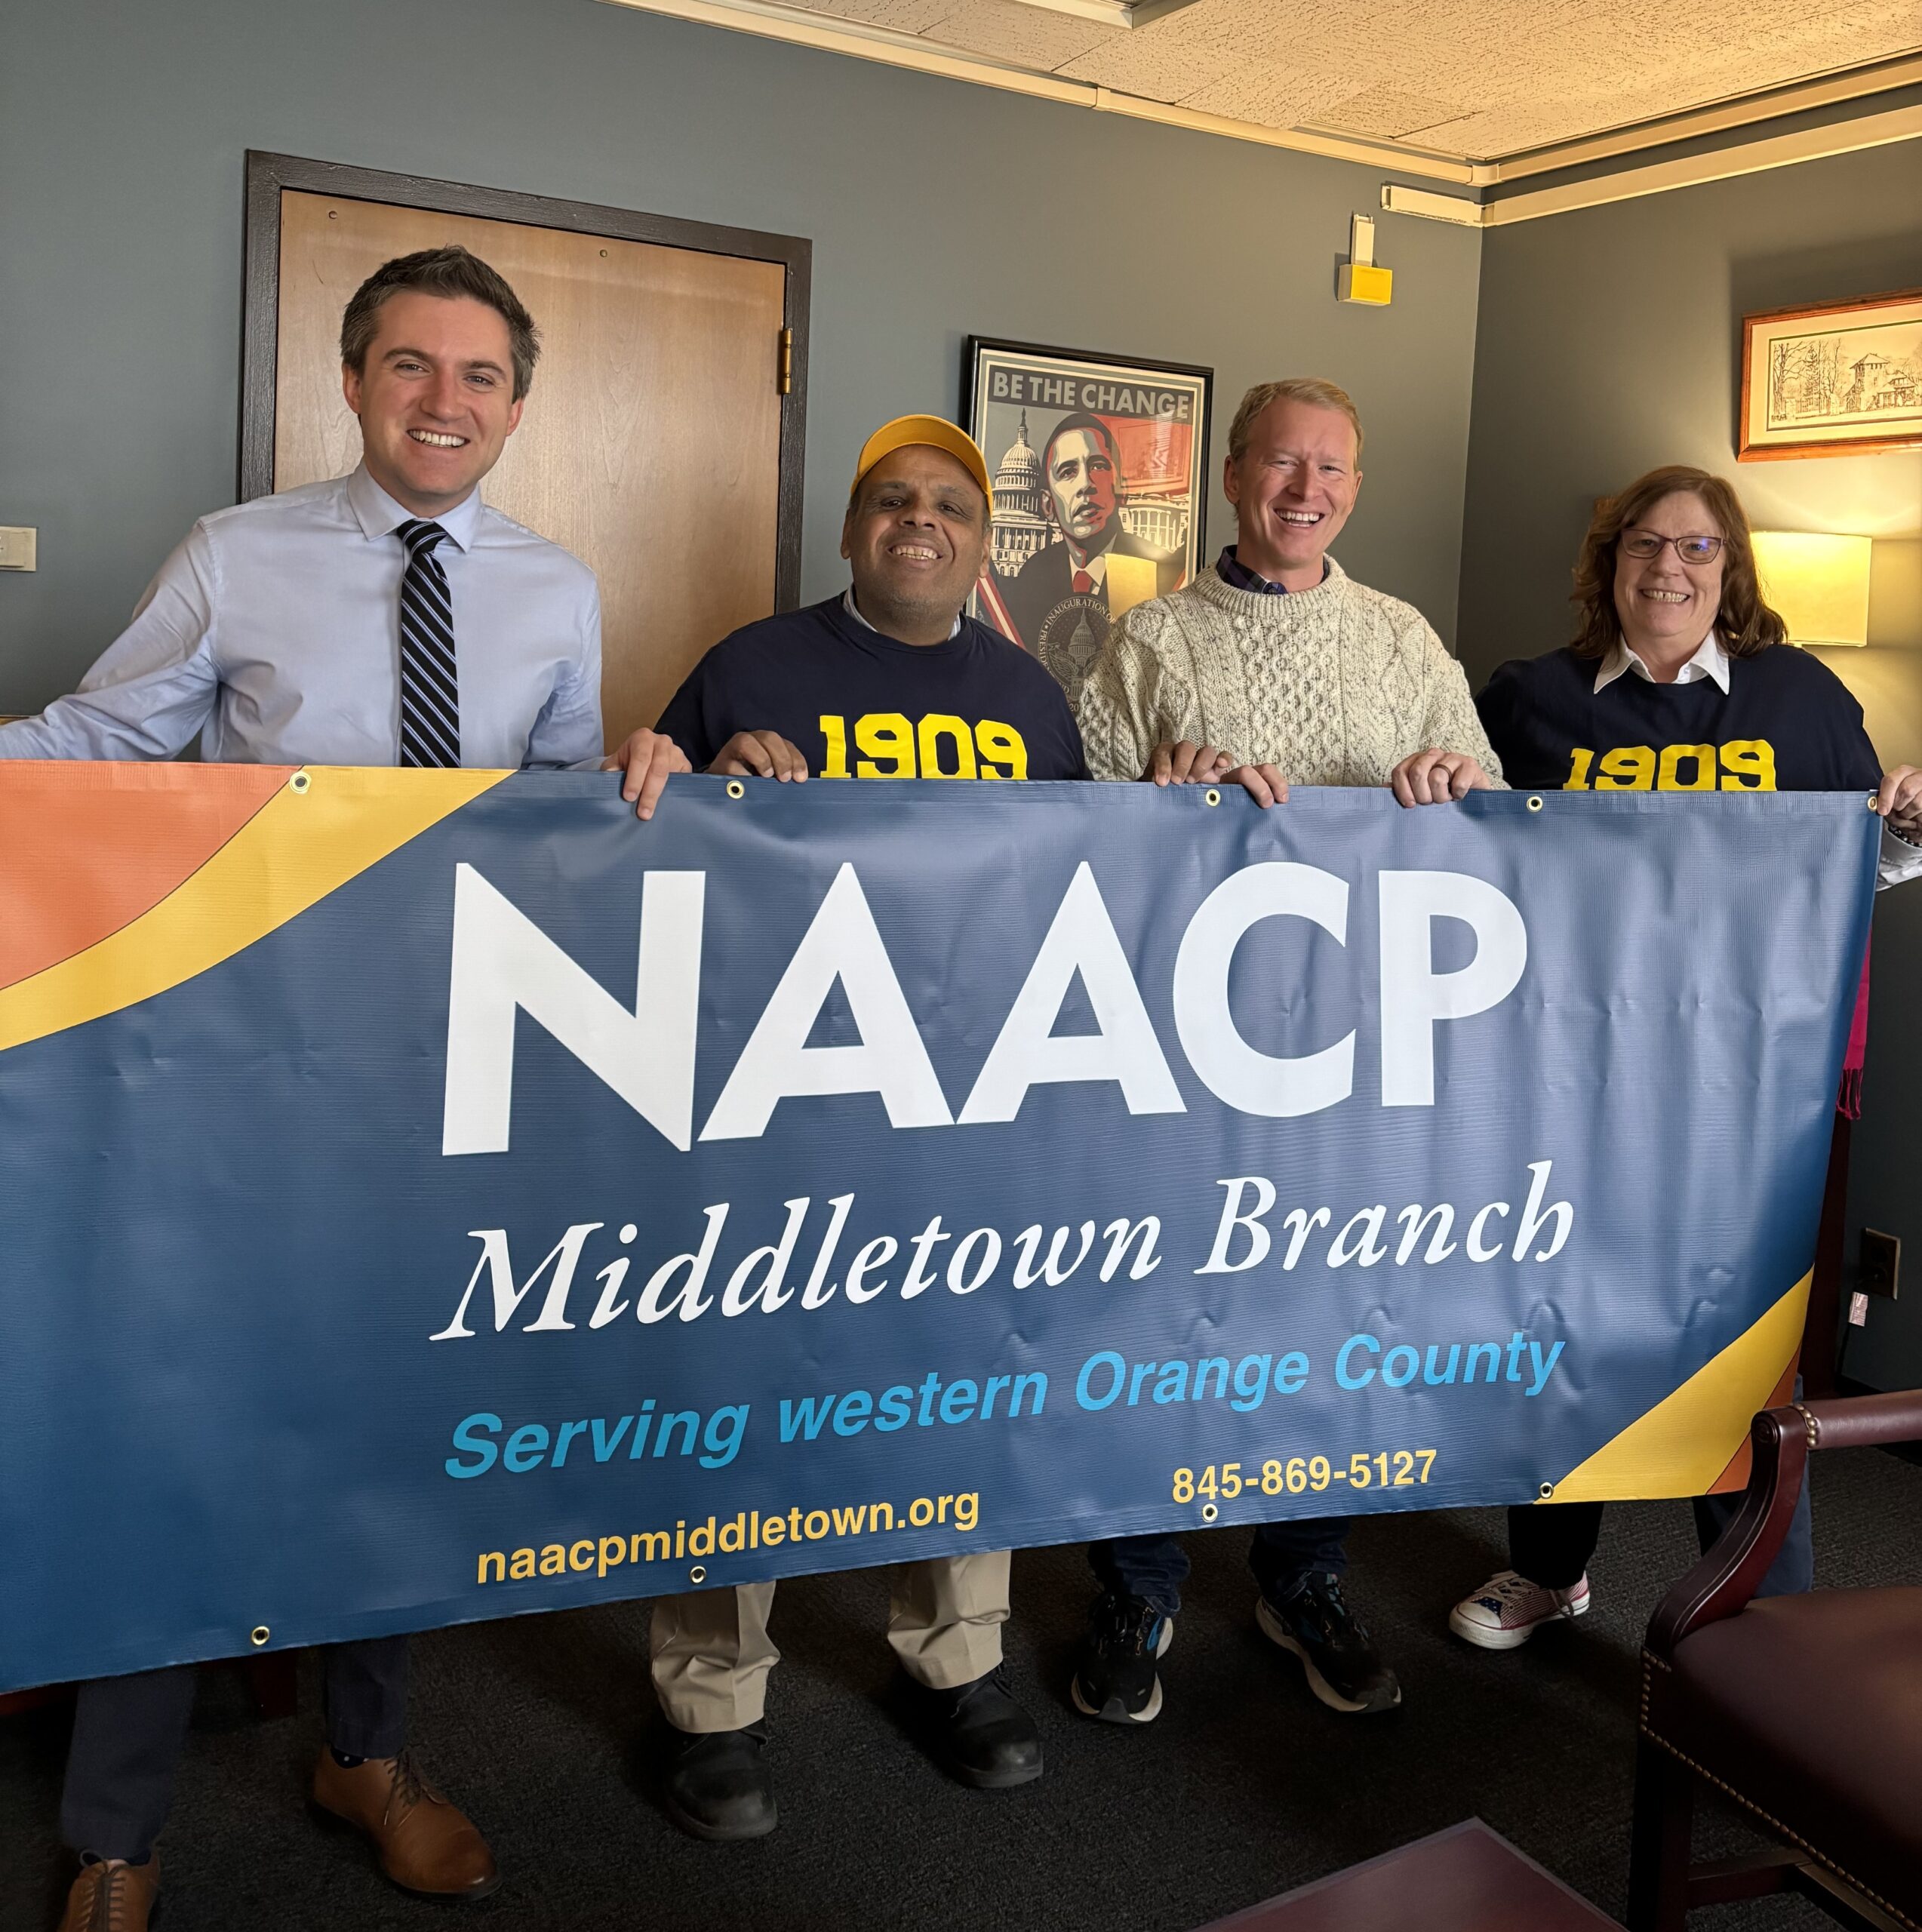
[650,1550,1010,1732]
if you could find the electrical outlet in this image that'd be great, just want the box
[1860,1227,1900,1300]
[0,527,38,572]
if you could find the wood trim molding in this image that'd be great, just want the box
[240,152,813,611]
[1381,98,1922,229]
[1484,49,1922,183]
[1481,101,1922,225]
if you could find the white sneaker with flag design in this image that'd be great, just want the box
[1449,1570,1591,1650]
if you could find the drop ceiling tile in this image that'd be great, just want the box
[918,0,1117,67]
[785,0,956,30]
[1182,63,1361,127]
[1056,32,1245,100]
[1315,86,1467,138]
[780,0,1922,155]
[1068,0,1307,78]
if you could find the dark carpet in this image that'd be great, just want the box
[5,1447,1918,1931]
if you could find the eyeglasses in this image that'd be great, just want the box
[1620,528,1724,565]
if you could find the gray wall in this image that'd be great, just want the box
[1458,141,1922,1390]
[0,0,1483,714]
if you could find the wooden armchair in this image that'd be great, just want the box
[1628,1391,1922,1932]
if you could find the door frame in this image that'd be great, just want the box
[239,150,810,611]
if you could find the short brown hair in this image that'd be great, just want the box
[1227,378,1364,466]
[1570,465,1784,660]
[340,246,540,401]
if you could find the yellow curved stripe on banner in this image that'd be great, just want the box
[1548,1272,1811,1503]
[0,767,509,1055]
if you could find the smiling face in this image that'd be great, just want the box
[1225,398,1361,590]
[343,291,524,518]
[841,445,990,644]
[1044,427,1121,554]
[1613,490,1725,663]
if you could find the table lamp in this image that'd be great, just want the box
[1752,531,1871,646]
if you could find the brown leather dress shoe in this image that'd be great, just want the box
[311,1748,500,1899]
[57,1853,159,1932]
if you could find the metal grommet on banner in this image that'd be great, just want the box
[725,780,746,800]
[1537,1481,1555,1500]
[250,1626,270,1647]
[1526,795,1542,813]
[1204,789,1221,808]
[689,1564,708,1584]
[1200,1503,1219,1522]
[289,771,310,794]
[1868,792,1881,811]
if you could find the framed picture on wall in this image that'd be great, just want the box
[1739,288,1922,462]
[964,337,1211,702]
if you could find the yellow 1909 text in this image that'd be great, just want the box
[819,712,1029,781]
[1563,740,1776,791]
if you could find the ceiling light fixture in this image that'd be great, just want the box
[1007,0,1200,27]
[1380,183,1487,226]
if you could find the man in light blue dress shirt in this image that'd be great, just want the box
[8,245,687,1932]
[0,457,608,768]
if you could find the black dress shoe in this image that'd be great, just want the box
[909,1664,1044,1789]
[665,1723,778,1841]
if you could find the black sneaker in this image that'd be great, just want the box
[664,1722,778,1840]
[1256,1571,1401,1713]
[1071,1591,1174,1724]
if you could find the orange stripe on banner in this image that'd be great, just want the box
[0,764,291,990]
[1704,1354,1801,1496]
[1549,1274,1811,1502]
[0,766,509,1053]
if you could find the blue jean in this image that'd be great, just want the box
[1505,1481,1813,1597]
[1089,1515,1353,1617]
[62,1637,409,1861]
[1508,1373,1816,1600]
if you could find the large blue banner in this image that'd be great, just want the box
[0,766,1877,1691]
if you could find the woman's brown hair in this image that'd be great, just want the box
[1570,464,1786,659]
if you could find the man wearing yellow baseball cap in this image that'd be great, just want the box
[636,418,1084,1840]
[639,414,1084,790]
[847,411,995,500]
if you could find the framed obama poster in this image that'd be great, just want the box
[964,337,1212,702]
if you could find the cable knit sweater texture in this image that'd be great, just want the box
[1074,558,1503,786]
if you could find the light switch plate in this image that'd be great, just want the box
[0,527,37,571]
[1860,1226,1900,1300]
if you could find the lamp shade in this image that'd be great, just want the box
[1751,531,1871,647]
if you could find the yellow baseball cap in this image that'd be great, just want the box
[849,414,995,512]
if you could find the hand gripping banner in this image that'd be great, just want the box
[0,764,1878,1690]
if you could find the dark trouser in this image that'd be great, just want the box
[60,1636,409,1862]
[1089,1516,1353,1618]
[1508,1479,1815,1598]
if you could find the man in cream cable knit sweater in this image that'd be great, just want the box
[1071,378,1502,1729]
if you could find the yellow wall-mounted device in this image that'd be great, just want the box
[1338,214,1392,306]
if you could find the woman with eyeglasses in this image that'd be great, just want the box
[1450,463,1922,1653]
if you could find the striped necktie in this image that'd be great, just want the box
[395,518,460,768]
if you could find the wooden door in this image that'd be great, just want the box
[270,189,789,747]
